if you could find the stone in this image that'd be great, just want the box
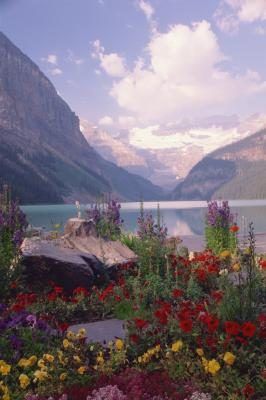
[69,319,125,345]
[21,237,107,293]
[21,219,138,293]
[64,218,97,238]
[63,218,138,267]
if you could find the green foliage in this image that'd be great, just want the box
[218,223,265,322]
[0,186,27,300]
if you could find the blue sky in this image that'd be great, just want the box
[1,0,266,137]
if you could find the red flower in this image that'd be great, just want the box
[230,224,239,233]
[134,318,149,330]
[211,290,224,303]
[242,322,256,338]
[203,314,219,333]
[179,319,193,333]
[259,259,266,270]
[235,336,247,346]
[48,292,57,301]
[242,384,255,398]
[129,334,139,344]
[73,287,89,296]
[59,323,69,332]
[154,309,169,325]
[207,264,219,274]
[54,286,64,294]
[195,268,207,282]
[172,289,184,298]
[224,321,240,336]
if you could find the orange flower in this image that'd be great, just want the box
[230,224,239,233]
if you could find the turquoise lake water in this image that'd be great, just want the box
[22,200,266,236]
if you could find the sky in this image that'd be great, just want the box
[1,0,266,151]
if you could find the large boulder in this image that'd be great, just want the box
[21,218,137,292]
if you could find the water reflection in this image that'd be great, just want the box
[22,202,266,236]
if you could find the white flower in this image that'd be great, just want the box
[219,268,228,276]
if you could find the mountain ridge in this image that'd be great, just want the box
[172,129,266,200]
[0,31,164,204]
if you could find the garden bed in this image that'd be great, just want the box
[0,194,265,400]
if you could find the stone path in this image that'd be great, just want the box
[69,319,125,344]
[180,233,266,253]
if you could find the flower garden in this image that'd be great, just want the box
[0,188,265,400]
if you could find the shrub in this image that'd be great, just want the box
[205,201,238,255]
[86,197,123,240]
[0,185,27,299]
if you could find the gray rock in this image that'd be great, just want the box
[21,237,106,293]
[63,218,138,267]
[64,218,97,238]
[21,219,137,292]
[69,319,125,345]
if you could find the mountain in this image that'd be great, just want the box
[81,114,266,191]
[0,32,164,204]
[172,129,266,200]
[81,120,204,190]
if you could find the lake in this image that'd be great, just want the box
[22,200,266,236]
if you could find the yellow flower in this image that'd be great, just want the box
[28,356,37,366]
[232,263,241,272]
[18,358,29,368]
[66,331,76,340]
[60,372,67,381]
[19,374,30,389]
[43,354,54,363]
[0,381,10,400]
[76,328,86,339]
[96,352,104,364]
[0,361,11,376]
[220,250,231,259]
[171,340,183,353]
[115,339,124,351]
[196,348,204,357]
[73,355,81,363]
[77,366,87,375]
[207,359,221,375]
[37,359,45,369]
[63,339,70,349]
[34,370,48,381]
[223,352,236,366]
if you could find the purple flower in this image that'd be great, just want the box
[26,314,37,327]
[206,201,234,229]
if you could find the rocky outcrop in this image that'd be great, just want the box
[21,237,104,293]
[63,218,138,267]
[21,219,137,292]
[0,31,164,204]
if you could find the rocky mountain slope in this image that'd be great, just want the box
[0,31,164,204]
[81,120,204,190]
[172,130,266,200]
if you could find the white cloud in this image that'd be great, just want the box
[129,112,266,153]
[215,0,266,32]
[138,0,154,21]
[109,21,266,123]
[50,68,63,76]
[41,54,58,65]
[98,116,114,126]
[118,115,136,128]
[92,40,127,78]
[67,49,84,65]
